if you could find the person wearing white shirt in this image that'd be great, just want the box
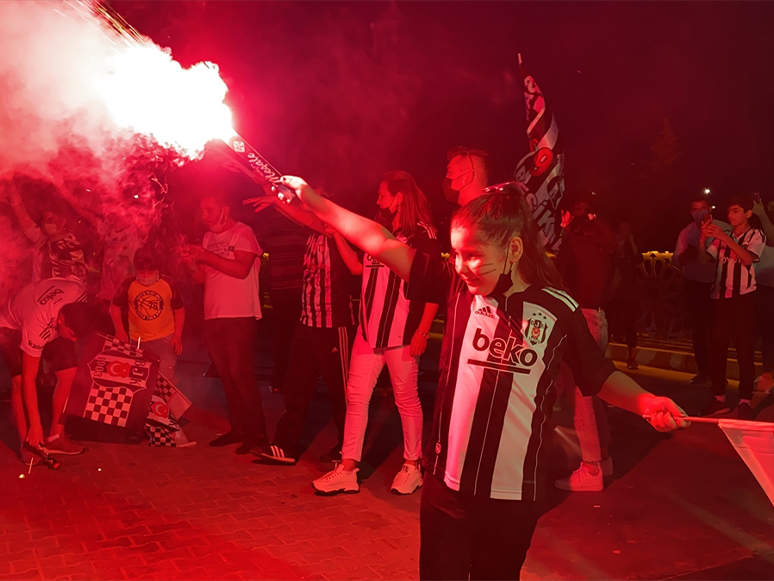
[181,192,267,454]
[673,196,730,386]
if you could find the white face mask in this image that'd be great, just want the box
[42,223,59,236]
[136,272,160,286]
[209,208,227,233]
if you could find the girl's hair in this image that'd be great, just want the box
[451,183,566,290]
[381,170,436,238]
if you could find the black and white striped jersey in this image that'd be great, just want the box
[300,233,355,329]
[706,227,766,299]
[360,224,439,348]
[409,252,616,501]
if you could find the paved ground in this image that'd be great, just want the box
[2,317,774,580]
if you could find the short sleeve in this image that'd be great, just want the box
[705,238,720,260]
[744,229,766,261]
[111,277,134,307]
[561,308,617,396]
[233,224,261,255]
[20,317,47,358]
[407,251,451,305]
[164,276,184,310]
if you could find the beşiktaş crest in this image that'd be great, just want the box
[526,311,548,346]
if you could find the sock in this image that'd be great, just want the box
[715,395,726,403]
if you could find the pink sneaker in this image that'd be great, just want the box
[555,463,604,492]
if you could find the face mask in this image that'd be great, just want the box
[442,171,475,205]
[691,209,708,222]
[375,207,397,230]
[209,208,227,233]
[136,272,160,286]
[42,223,59,236]
[487,248,514,298]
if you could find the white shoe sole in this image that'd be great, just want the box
[312,484,360,496]
[391,480,423,495]
[40,444,84,456]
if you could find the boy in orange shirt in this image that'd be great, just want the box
[110,249,185,384]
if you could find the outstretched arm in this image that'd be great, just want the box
[598,371,688,431]
[280,176,416,282]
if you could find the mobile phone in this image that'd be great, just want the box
[702,213,712,225]
[753,191,762,204]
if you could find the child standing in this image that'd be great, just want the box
[110,248,185,384]
[699,194,766,419]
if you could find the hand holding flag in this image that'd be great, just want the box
[641,397,690,431]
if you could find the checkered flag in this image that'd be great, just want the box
[102,335,145,359]
[84,386,132,427]
[155,373,192,420]
[145,420,178,447]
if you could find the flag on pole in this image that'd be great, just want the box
[718,418,774,508]
[66,333,157,431]
[145,375,193,447]
[512,54,565,253]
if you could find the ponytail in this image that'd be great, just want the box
[451,182,566,291]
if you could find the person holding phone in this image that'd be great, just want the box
[673,195,729,387]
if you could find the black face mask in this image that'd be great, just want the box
[487,250,514,299]
[442,178,460,204]
[375,207,397,230]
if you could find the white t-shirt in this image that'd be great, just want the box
[0,278,88,357]
[202,222,263,320]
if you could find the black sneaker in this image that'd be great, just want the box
[701,399,731,417]
[209,430,244,447]
[736,402,755,421]
[255,444,297,465]
[320,443,343,464]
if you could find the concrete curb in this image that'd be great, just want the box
[606,342,767,390]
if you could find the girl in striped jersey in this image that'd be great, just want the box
[312,172,440,496]
[276,176,688,580]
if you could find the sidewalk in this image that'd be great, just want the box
[1,318,773,580]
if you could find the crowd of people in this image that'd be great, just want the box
[3,146,771,579]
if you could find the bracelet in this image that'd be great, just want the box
[415,330,430,339]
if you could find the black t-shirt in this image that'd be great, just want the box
[409,251,616,501]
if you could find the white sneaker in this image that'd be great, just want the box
[555,463,604,492]
[391,463,423,495]
[601,456,613,477]
[312,464,359,495]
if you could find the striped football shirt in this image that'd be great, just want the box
[408,252,616,501]
[706,227,766,299]
[360,223,439,348]
[300,233,355,328]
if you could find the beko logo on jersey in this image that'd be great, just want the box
[467,327,538,374]
[38,286,64,305]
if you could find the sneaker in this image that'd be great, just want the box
[42,434,84,456]
[601,456,614,477]
[312,464,360,495]
[209,430,244,447]
[391,463,423,495]
[320,443,343,464]
[756,375,774,394]
[257,444,298,465]
[20,447,42,467]
[235,440,262,455]
[690,373,711,387]
[736,402,755,421]
[626,358,639,370]
[555,463,604,492]
[701,399,731,417]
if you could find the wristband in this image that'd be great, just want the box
[415,330,430,339]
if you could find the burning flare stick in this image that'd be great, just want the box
[72,0,295,201]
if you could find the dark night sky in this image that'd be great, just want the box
[115,1,774,249]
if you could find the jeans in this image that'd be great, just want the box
[684,280,713,376]
[419,473,538,580]
[204,317,267,444]
[141,334,177,385]
[709,293,757,400]
[341,334,422,463]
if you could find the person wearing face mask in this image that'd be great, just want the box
[110,248,185,387]
[179,191,268,455]
[673,195,730,386]
[443,146,490,207]
[7,178,88,286]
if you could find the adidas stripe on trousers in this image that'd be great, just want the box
[273,322,355,457]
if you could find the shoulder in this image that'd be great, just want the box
[536,287,579,314]
[415,222,437,240]
[160,275,177,290]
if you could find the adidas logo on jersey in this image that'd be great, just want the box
[467,327,538,374]
[474,306,494,319]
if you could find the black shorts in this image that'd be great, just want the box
[0,329,78,379]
